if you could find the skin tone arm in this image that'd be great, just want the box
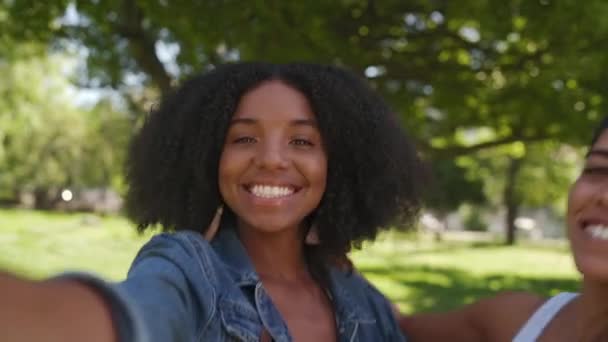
[399,307,484,341]
[397,292,546,342]
[0,272,116,342]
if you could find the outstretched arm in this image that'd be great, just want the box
[398,308,484,342]
[396,292,545,342]
[1,232,217,342]
[0,272,116,342]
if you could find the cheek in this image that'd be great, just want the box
[311,154,328,186]
[297,153,327,201]
[566,190,578,237]
[218,151,237,198]
[568,186,581,221]
[567,180,594,224]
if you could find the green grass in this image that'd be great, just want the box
[0,209,153,280]
[0,209,579,314]
[351,234,578,313]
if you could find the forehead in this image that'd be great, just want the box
[593,130,608,149]
[233,80,316,122]
[587,131,608,161]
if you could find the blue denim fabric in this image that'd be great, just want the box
[66,227,406,342]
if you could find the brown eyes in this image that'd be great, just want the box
[233,137,257,144]
[290,139,314,147]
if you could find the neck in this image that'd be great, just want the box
[576,277,608,341]
[237,222,309,282]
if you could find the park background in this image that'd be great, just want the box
[1,0,601,313]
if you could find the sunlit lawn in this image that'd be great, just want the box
[0,209,578,314]
[352,232,578,313]
[0,209,153,280]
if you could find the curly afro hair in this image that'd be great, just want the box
[126,62,423,262]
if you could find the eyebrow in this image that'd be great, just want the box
[586,149,608,159]
[290,118,318,127]
[229,118,257,126]
[229,117,318,127]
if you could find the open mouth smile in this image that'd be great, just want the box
[243,184,301,199]
[581,220,608,241]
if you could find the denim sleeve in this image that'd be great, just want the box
[59,233,216,342]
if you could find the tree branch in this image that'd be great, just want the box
[421,134,549,157]
[114,0,173,96]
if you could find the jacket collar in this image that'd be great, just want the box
[328,268,377,324]
[210,226,375,323]
[210,226,260,287]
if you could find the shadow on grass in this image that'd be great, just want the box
[359,264,579,313]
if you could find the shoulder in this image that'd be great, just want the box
[335,271,403,335]
[471,291,546,319]
[400,291,546,341]
[334,271,403,341]
[101,231,223,340]
[135,231,213,262]
[467,291,547,340]
[336,270,391,308]
[129,231,219,283]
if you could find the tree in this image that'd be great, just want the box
[0,51,132,207]
[423,158,486,240]
[5,0,606,236]
[457,141,581,244]
[5,0,606,152]
[424,158,486,221]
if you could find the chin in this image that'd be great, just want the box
[239,215,302,235]
[575,255,608,283]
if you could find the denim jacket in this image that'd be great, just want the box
[66,227,406,342]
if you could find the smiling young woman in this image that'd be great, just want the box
[216,80,333,340]
[218,81,328,238]
[399,118,608,342]
[0,62,424,341]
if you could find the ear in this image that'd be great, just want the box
[204,206,223,241]
[304,223,320,245]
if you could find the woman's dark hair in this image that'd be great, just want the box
[590,116,608,148]
[126,62,423,265]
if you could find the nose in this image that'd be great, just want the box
[253,140,289,170]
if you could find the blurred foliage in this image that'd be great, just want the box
[2,1,604,235]
[5,0,606,147]
[424,158,486,215]
[0,51,132,202]
[461,206,488,232]
[458,141,581,214]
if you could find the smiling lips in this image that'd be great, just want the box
[244,184,299,199]
[580,216,608,241]
[584,223,608,240]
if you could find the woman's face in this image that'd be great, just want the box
[218,80,327,235]
[568,130,608,281]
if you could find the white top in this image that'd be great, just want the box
[512,292,578,342]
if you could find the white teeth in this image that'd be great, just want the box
[586,224,608,240]
[250,185,295,198]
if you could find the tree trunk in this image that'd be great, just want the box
[33,187,51,210]
[434,211,448,242]
[116,0,173,96]
[504,157,523,245]
[0,188,20,207]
